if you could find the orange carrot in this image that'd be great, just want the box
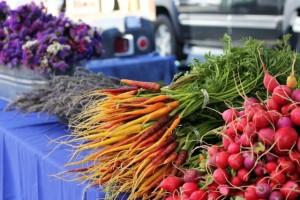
[121,79,161,91]
[109,90,138,100]
[130,97,151,103]
[142,95,170,105]
[158,115,181,142]
[121,102,165,116]
[103,114,141,126]
[118,103,148,109]
[143,101,180,123]
[100,86,138,94]
[162,151,178,165]
[130,114,173,149]
[170,149,188,176]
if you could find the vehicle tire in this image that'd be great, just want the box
[154,14,186,60]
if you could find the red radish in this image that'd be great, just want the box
[236,117,248,132]
[265,153,277,162]
[244,103,265,121]
[219,185,230,197]
[216,151,230,169]
[265,161,278,174]
[207,191,221,200]
[189,189,208,200]
[289,150,300,163]
[272,85,292,105]
[270,169,287,185]
[280,181,300,200]
[253,110,271,128]
[290,107,300,126]
[298,138,300,152]
[224,121,238,137]
[260,56,280,93]
[213,168,229,185]
[240,133,255,147]
[274,127,298,154]
[158,176,183,193]
[287,173,300,181]
[181,182,200,197]
[222,108,239,124]
[258,127,275,146]
[269,190,284,200]
[183,169,201,183]
[237,168,250,182]
[228,153,244,170]
[266,98,281,111]
[243,122,257,136]
[244,185,259,200]
[181,193,190,200]
[255,182,271,198]
[234,133,241,145]
[254,162,265,176]
[230,176,243,187]
[281,103,298,116]
[267,110,281,124]
[239,110,245,117]
[244,97,259,108]
[278,156,296,174]
[291,89,300,102]
[207,145,219,157]
[227,142,240,154]
[276,116,294,129]
[243,154,256,170]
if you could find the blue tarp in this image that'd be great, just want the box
[86,53,177,85]
[0,99,109,200]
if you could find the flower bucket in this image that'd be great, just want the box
[0,65,48,101]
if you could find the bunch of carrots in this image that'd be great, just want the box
[63,80,192,199]
[58,35,299,199]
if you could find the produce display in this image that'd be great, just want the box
[44,36,299,199]
[5,67,120,124]
[0,2,103,73]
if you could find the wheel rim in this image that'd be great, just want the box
[155,24,172,56]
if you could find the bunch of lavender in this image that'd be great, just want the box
[0,2,103,73]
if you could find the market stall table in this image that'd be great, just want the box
[0,99,122,200]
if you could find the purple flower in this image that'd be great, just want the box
[52,61,69,71]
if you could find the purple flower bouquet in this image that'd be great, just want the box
[0,1,103,74]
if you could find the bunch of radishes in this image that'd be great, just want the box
[157,56,300,200]
[202,58,300,199]
[158,57,300,200]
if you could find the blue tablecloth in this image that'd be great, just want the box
[0,99,109,200]
[86,53,177,85]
